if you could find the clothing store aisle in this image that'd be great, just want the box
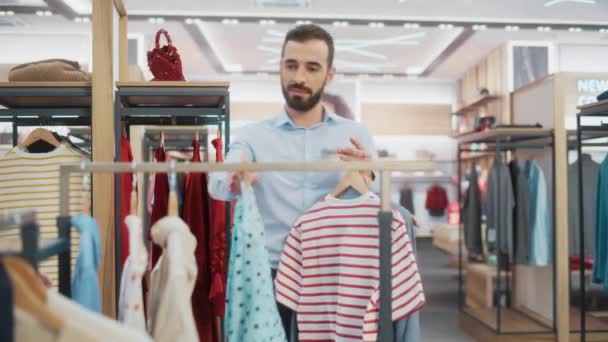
[417,238,473,342]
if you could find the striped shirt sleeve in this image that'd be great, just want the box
[274,224,303,311]
[362,211,426,341]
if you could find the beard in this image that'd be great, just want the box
[282,80,326,112]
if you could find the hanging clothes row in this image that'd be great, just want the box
[140,134,228,342]
[463,157,551,266]
[0,128,90,290]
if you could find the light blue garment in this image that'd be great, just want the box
[71,214,101,313]
[225,184,286,342]
[526,161,552,266]
[592,155,608,289]
[209,109,377,268]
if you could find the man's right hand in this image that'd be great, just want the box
[228,157,260,195]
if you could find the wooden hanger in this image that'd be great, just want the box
[130,176,138,216]
[18,128,61,149]
[195,130,199,142]
[160,130,165,148]
[331,171,370,198]
[81,175,90,215]
[2,256,64,331]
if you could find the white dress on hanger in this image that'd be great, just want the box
[118,215,148,332]
[147,216,198,342]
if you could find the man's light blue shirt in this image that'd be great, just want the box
[208,109,377,268]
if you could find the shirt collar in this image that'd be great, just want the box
[274,106,338,129]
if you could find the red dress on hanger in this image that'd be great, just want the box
[149,146,168,267]
[182,140,216,342]
[119,136,133,267]
[208,138,227,317]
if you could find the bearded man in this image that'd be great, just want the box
[208,23,377,334]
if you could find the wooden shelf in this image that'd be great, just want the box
[460,151,495,160]
[0,82,92,88]
[432,223,463,255]
[116,81,229,88]
[455,128,553,144]
[455,95,501,115]
[116,81,229,108]
[0,82,92,108]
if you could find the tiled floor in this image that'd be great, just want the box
[416,238,474,342]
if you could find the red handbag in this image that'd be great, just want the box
[147,29,185,81]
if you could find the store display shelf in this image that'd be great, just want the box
[578,99,608,116]
[0,82,92,109]
[455,128,553,145]
[459,151,495,160]
[116,81,230,108]
[432,223,464,255]
[567,129,608,142]
[463,306,551,333]
[455,95,501,116]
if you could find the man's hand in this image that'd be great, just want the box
[336,138,371,162]
[228,156,260,196]
[337,137,373,180]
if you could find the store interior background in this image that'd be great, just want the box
[1,0,608,341]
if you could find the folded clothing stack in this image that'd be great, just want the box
[9,59,92,82]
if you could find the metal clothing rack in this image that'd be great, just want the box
[59,160,432,342]
[0,210,72,296]
[456,128,557,336]
[141,128,211,232]
[113,82,230,300]
[574,100,608,342]
[0,82,92,146]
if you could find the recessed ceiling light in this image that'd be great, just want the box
[404,23,420,29]
[185,18,194,24]
[225,64,243,72]
[505,25,520,31]
[369,22,385,28]
[600,28,608,33]
[82,17,89,23]
[260,19,276,25]
[295,20,312,25]
[222,18,239,25]
[537,26,552,32]
[544,0,596,7]
[333,21,349,27]
[35,10,44,16]
[438,23,454,30]
[44,11,52,16]
[568,27,583,32]
[472,24,487,31]
[0,11,6,16]
[74,17,82,22]
[5,11,13,16]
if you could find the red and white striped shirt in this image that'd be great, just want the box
[274,192,425,342]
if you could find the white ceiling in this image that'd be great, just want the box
[121,0,608,24]
[199,22,463,74]
[1,0,607,80]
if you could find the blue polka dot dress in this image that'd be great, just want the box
[225,184,287,342]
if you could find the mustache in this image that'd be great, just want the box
[287,84,312,94]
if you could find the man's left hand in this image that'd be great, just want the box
[337,138,373,180]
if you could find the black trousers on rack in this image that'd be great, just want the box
[271,269,297,339]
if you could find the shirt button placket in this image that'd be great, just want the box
[303,129,309,208]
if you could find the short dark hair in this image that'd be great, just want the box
[281,24,334,67]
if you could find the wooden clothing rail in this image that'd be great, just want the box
[59,160,432,342]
